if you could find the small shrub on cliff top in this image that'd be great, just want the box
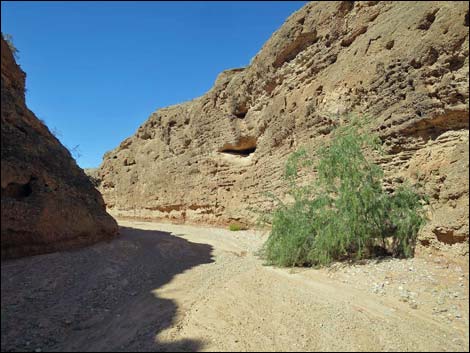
[3,33,19,59]
[261,117,427,267]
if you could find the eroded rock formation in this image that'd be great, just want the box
[1,36,118,259]
[98,1,469,248]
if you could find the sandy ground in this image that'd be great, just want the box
[1,219,469,352]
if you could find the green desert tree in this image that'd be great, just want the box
[262,117,427,267]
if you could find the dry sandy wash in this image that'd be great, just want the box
[1,220,468,352]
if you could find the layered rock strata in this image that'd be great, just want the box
[1,36,118,259]
[98,2,469,247]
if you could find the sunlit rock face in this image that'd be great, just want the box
[98,2,469,247]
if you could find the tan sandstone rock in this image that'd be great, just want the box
[97,1,469,247]
[1,36,118,259]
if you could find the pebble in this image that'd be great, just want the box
[372,282,385,294]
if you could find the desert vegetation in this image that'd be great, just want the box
[262,117,428,267]
[229,223,243,231]
[2,2,468,351]
[3,33,19,59]
[229,222,247,231]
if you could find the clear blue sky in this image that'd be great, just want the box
[1,1,307,168]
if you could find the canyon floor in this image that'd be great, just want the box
[1,220,468,352]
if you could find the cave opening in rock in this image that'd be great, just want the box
[219,136,257,157]
[220,146,256,156]
[234,111,247,119]
[2,180,33,200]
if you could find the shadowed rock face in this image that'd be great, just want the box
[1,36,118,259]
[98,2,469,247]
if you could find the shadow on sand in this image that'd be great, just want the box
[1,225,214,352]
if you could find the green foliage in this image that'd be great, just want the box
[228,221,248,232]
[3,33,19,60]
[262,117,427,267]
[229,223,242,231]
[385,186,428,257]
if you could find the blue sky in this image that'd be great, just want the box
[1,1,307,168]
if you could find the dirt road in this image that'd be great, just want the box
[1,220,468,351]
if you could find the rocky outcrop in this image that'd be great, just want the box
[1,36,118,259]
[97,2,469,248]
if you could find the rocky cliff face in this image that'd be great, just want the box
[98,1,469,248]
[1,36,118,259]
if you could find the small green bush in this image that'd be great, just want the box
[229,223,245,231]
[262,117,427,267]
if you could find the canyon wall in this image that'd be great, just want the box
[1,36,118,259]
[97,1,469,248]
